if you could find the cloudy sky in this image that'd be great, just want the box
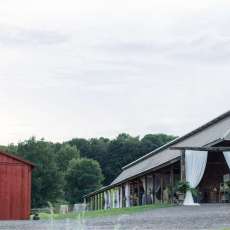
[0,0,230,144]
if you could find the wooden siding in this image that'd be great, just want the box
[0,153,32,220]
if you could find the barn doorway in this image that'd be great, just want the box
[198,151,229,203]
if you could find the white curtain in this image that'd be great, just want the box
[183,150,208,206]
[108,190,111,209]
[115,188,120,208]
[125,183,130,207]
[119,187,123,208]
[141,177,147,205]
[111,189,115,208]
[141,177,146,192]
[223,151,230,170]
[104,192,107,210]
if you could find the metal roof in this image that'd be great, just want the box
[111,110,230,185]
[85,110,230,197]
[111,149,181,185]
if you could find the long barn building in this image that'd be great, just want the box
[84,111,230,209]
[0,151,34,220]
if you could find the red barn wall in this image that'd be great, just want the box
[0,153,32,220]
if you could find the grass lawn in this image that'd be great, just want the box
[39,203,172,220]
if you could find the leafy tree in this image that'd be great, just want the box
[65,158,104,203]
[67,138,92,158]
[140,134,176,155]
[55,144,80,172]
[67,133,176,185]
[104,133,140,184]
[13,137,64,208]
[3,133,176,206]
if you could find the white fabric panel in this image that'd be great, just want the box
[104,192,107,210]
[119,187,123,208]
[183,150,208,206]
[223,151,230,170]
[147,176,153,193]
[125,183,130,207]
[141,177,146,192]
[111,190,114,208]
[116,188,120,208]
[108,190,111,209]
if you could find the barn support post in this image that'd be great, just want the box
[170,164,174,204]
[160,173,163,204]
[101,193,103,210]
[144,175,147,205]
[137,179,140,205]
[152,173,155,204]
[91,196,94,210]
[96,195,97,210]
[96,194,98,210]
[180,150,186,181]
[99,193,101,210]
[90,197,93,210]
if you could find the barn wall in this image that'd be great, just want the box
[0,154,32,220]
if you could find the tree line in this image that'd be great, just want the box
[1,133,176,208]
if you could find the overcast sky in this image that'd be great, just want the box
[0,0,230,145]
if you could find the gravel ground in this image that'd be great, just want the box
[0,204,230,230]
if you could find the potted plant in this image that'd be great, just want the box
[175,181,198,203]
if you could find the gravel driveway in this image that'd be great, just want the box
[0,204,230,230]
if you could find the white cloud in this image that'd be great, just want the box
[0,0,230,144]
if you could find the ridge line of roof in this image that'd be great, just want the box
[0,150,35,167]
[122,110,230,170]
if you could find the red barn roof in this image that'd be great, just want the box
[0,150,35,167]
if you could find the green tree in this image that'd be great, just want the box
[140,134,176,154]
[14,137,64,208]
[67,138,92,158]
[67,133,176,185]
[65,158,104,203]
[55,144,80,172]
[5,133,176,206]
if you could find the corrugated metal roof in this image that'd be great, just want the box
[111,149,181,185]
[85,111,230,197]
[111,111,230,185]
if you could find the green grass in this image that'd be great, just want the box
[39,203,172,220]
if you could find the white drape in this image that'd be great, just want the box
[141,177,146,192]
[104,192,107,209]
[223,151,230,170]
[119,187,123,208]
[111,189,115,208]
[108,190,111,209]
[125,183,130,207]
[183,150,208,206]
[115,188,120,208]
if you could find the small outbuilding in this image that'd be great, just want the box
[0,151,34,220]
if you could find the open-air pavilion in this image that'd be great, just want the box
[84,111,230,210]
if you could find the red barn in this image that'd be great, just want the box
[0,151,34,220]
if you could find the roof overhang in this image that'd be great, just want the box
[170,146,230,152]
[84,156,180,198]
[0,151,35,168]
